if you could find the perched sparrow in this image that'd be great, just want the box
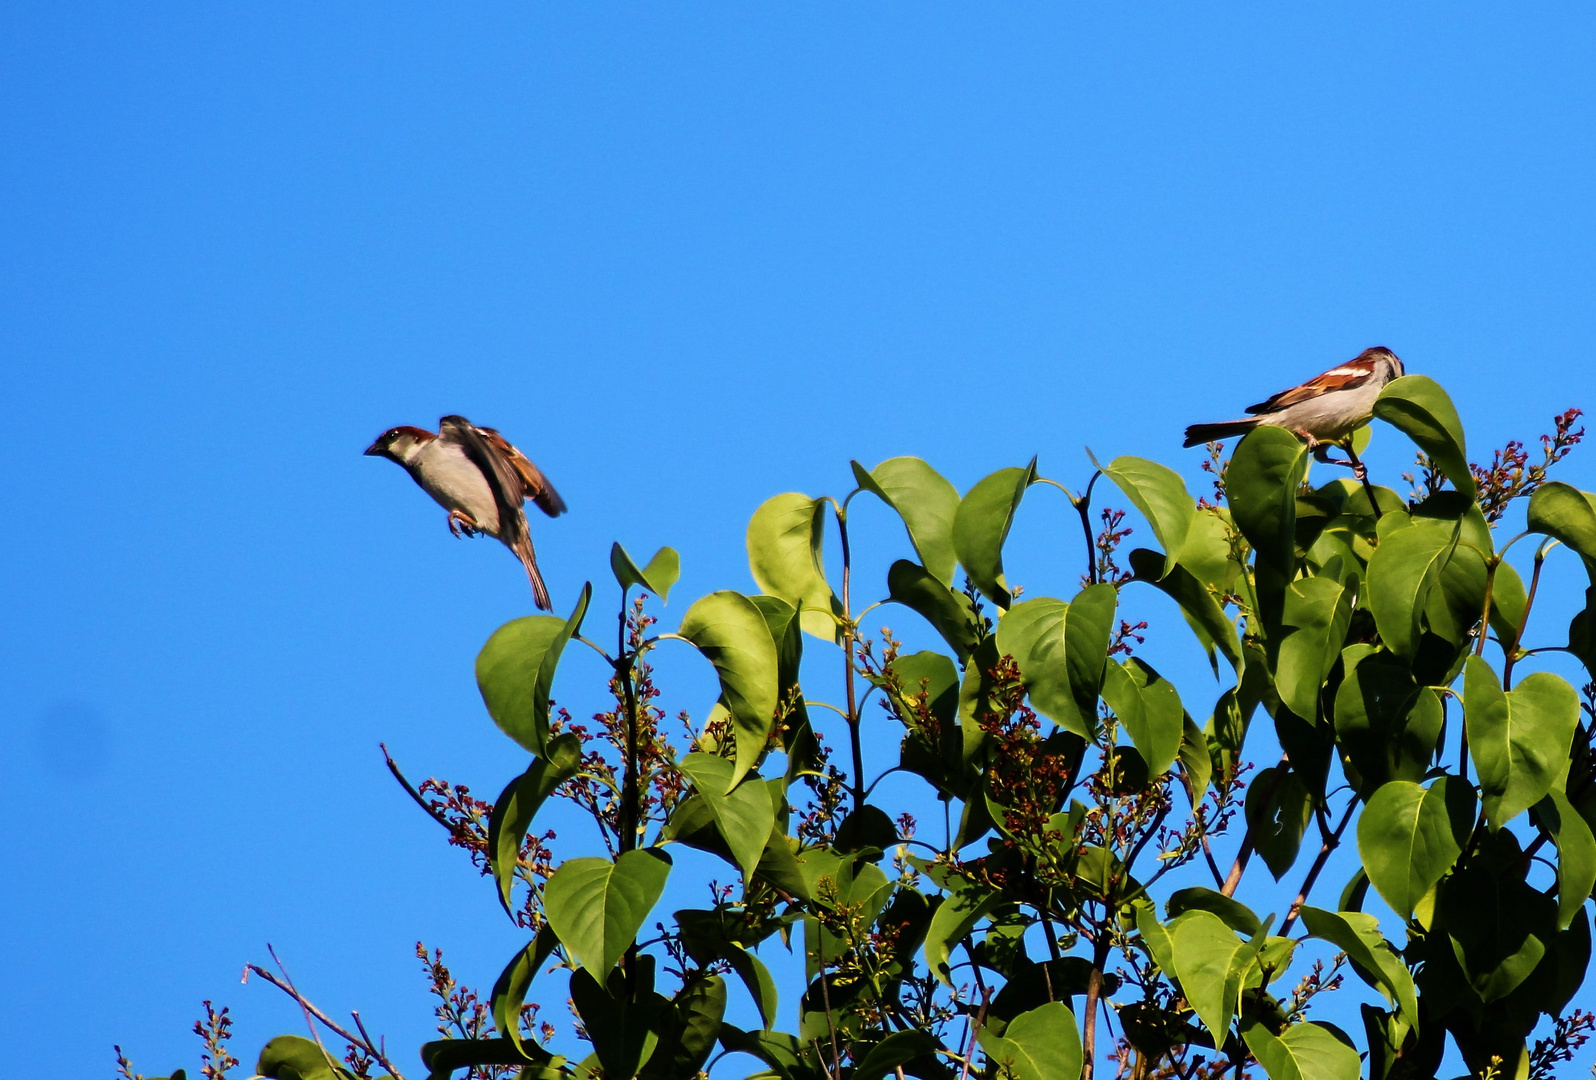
[365,416,567,610]
[1182,347,1406,450]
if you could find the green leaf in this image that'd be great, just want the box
[676,753,777,883]
[643,975,727,1080]
[544,849,673,978]
[1441,859,1556,1004]
[1277,576,1356,721]
[1464,656,1581,829]
[1298,906,1419,1026]
[1178,713,1212,806]
[1373,375,1476,500]
[1165,887,1262,936]
[1172,911,1270,1044]
[1357,777,1475,918]
[1227,427,1310,575]
[1333,652,1444,796]
[610,543,680,603]
[1538,788,1596,929]
[727,947,779,1031]
[995,585,1116,738]
[1244,767,1311,880]
[886,559,979,663]
[1101,456,1197,578]
[925,878,999,985]
[570,964,661,1080]
[976,1001,1083,1080]
[420,1037,550,1079]
[1365,521,1457,660]
[476,583,593,753]
[1241,1019,1361,1080]
[953,461,1037,609]
[488,732,583,917]
[851,1031,940,1080]
[1526,481,1596,561]
[679,591,781,787]
[1128,548,1242,675]
[256,1036,344,1080]
[1101,657,1184,777]
[747,494,839,639]
[490,941,542,1059]
[852,457,961,586]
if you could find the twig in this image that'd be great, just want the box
[1222,756,1287,897]
[1280,798,1358,935]
[956,987,992,1080]
[247,955,408,1080]
[380,743,456,834]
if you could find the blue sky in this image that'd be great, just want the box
[5,4,1596,1077]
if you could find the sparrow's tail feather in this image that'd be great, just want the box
[514,535,554,612]
[1183,418,1260,448]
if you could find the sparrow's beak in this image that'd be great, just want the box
[363,438,386,457]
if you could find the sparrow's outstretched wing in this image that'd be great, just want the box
[1245,355,1382,414]
[440,415,555,610]
[472,424,567,517]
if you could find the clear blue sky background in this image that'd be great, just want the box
[5,5,1596,1078]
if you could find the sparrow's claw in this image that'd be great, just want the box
[447,510,480,538]
[1353,460,1369,485]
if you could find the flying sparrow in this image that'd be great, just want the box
[365,416,567,610]
[1182,347,1406,454]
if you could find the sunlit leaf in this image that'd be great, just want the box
[1172,911,1269,1044]
[1464,655,1580,830]
[1128,548,1241,676]
[1241,1018,1361,1080]
[544,849,673,978]
[886,559,979,663]
[1276,576,1355,721]
[1366,521,1456,661]
[976,1002,1083,1080]
[995,585,1115,738]
[925,878,999,985]
[747,494,839,639]
[852,457,961,586]
[610,543,680,603]
[1299,907,1419,1026]
[676,753,777,884]
[1101,456,1197,579]
[476,583,592,754]
[953,461,1037,609]
[1101,657,1183,777]
[1374,375,1476,500]
[1538,789,1596,930]
[1357,777,1474,918]
[679,591,781,787]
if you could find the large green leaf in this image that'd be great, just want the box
[995,585,1116,737]
[610,543,680,603]
[1333,651,1444,796]
[953,461,1037,609]
[1464,656,1580,830]
[1539,789,1596,929]
[977,1001,1083,1080]
[924,878,1000,985]
[1171,911,1269,1044]
[676,753,776,884]
[476,583,593,753]
[490,940,542,1059]
[679,591,781,787]
[488,732,583,916]
[1356,777,1474,919]
[852,457,961,586]
[1241,1019,1361,1080]
[1526,480,1596,558]
[1298,907,1419,1025]
[747,494,839,639]
[1128,547,1242,675]
[1373,375,1476,500]
[1101,657,1184,777]
[1165,887,1262,936]
[1227,426,1310,575]
[886,559,979,662]
[1101,456,1197,578]
[1441,860,1556,1004]
[1365,522,1457,660]
[256,1036,342,1080]
[544,849,673,978]
[1277,575,1356,721]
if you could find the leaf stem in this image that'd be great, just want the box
[838,507,865,813]
[1503,540,1555,691]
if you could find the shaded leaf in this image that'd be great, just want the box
[1128,548,1242,675]
[886,559,979,663]
[1245,767,1311,880]
[488,732,583,916]
[852,1031,941,1080]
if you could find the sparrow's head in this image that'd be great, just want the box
[364,425,434,465]
[1359,347,1405,383]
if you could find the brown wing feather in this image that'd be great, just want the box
[476,425,567,517]
[1245,360,1378,414]
[439,416,558,610]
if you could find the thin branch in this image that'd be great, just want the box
[248,953,408,1080]
[380,744,455,834]
[956,987,992,1080]
[1279,798,1358,935]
